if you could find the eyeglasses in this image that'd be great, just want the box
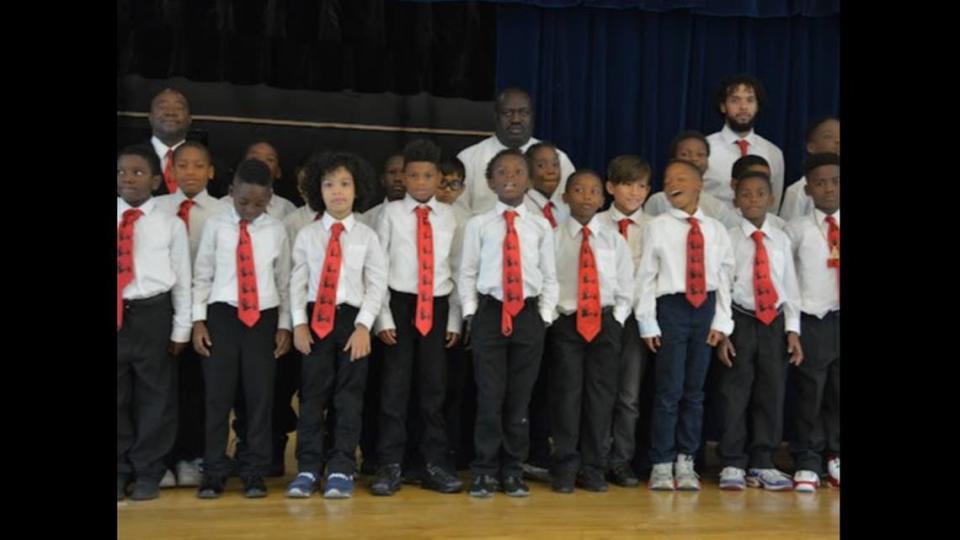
[439,180,464,190]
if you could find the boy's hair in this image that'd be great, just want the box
[439,156,465,178]
[525,141,558,160]
[805,115,839,143]
[668,130,711,159]
[485,148,529,180]
[606,154,651,185]
[664,158,703,179]
[119,144,162,176]
[172,140,212,162]
[302,151,375,214]
[735,171,772,192]
[233,158,273,188]
[715,74,767,114]
[245,139,277,154]
[565,169,604,193]
[803,152,840,177]
[731,155,770,180]
[402,139,441,167]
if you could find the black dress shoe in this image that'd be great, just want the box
[370,463,403,496]
[421,463,463,493]
[130,478,160,501]
[197,474,227,499]
[608,464,640,487]
[242,474,268,498]
[577,470,608,492]
[551,470,576,494]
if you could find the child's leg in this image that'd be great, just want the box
[359,339,383,473]
[171,346,205,467]
[377,291,418,467]
[501,302,546,479]
[237,308,279,477]
[609,315,645,470]
[548,315,587,477]
[294,303,340,477]
[649,294,692,465]
[327,306,370,476]
[527,337,553,469]
[675,293,716,459]
[202,303,243,477]
[716,310,758,470]
[270,348,302,472]
[416,297,452,467]
[823,316,840,460]
[580,312,624,476]
[470,297,511,477]
[749,313,788,469]
[791,313,833,474]
[443,336,468,469]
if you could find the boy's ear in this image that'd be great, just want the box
[150,174,162,192]
[605,181,615,196]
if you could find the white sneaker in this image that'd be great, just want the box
[746,468,793,491]
[648,462,675,491]
[793,470,820,493]
[827,457,840,488]
[719,467,746,490]
[176,458,203,487]
[158,468,177,488]
[674,454,700,491]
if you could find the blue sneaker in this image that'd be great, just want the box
[719,467,746,490]
[324,473,354,499]
[286,472,318,498]
[746,468,793,491]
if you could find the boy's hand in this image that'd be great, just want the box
[462,316,473,347]
[192,321,212,357]
[274,329,292,358]
[345,325,372,361]
[706,330,725,347]
[293,325,314,355]
[445,332,460,348]
[168,341,187,357]
[787,332,804,366]
[378,329,398,345]
[643,336,661,353]
[717,335,737,367]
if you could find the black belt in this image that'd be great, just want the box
[732,302,782,319]
[123,292,171,308]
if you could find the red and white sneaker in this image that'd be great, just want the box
[826,456,840,488]
[793,470,820,493]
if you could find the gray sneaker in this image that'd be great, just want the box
[648,462,675,491]
[176,458,203,487]
[674,454,700,491]
[158,468,177,488]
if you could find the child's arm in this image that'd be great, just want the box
[708,225,735,343]
[169,217,192,355]
[190,219,219,356]
[634,223,661,349]
[353,232,388,355]
[273,227,293,357]
[613,233,636,326]
[374,210,397,344]
[537,223,559,325]
[445,217,466,347]
[457,217,481,323]
[289,229,313,355]
[781,233,804,365]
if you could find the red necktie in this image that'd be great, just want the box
[312,222,345,338]
[825,215,840,293]
[163,148,177,194]
[501,210,524,336]
[735,139,750,157]
[618,218,631,240]
[542,201,558,229]
[415,206,434,336]
[236,220,260,327]
[117,209,144,331]
[576,226,602,342]
[751,231,779,325]
[177,199,195,232]
[686,217,707,308]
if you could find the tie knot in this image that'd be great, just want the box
[416,206,431,220]
[330,222,345,237]
[239,219,250,231]
[123,208,143,221]
[825,215,838,228]
[687,217,699,227]
[545,201,554,210]
[503,210,518,225]
[581,225,592,238]
[735,139,750,156]
[180,199,195,210]
[165,148,174,158]
[751,230,765,242]
[619,218,632,228]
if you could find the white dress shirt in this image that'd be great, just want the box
[154,189,229,262]
[704,124,786,211]
[729,217,801,334]
[523,188,570,228]
[785,209,841,318]
[779,176,814,222]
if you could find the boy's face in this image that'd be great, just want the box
[663,162,703,215]
[174,147,214,197]
[382,155,406,201]
[149,90,191,141]
[321,166,356,219]
[246,143,281,181]
[117,154,161,207]
[720,84,759,133]
[805,164,840,214]
[403,161,440,203]
[734,176,771,224]
[605,176,650,215]
[436,173,464,204]
[807,119,840,156]
[529,147,561,197]
[563,173,604,224]
[487,154,529,206]
[230,181,272,222]
[675,138,709,174]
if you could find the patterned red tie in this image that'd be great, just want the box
[163,148,177,194]
[735,139,750,157]
[751,231,779,325]
[501,210,524,336]
[177,198,195,232]
[576,226,601,342]
[686,217,707,307]
[236,220,260,327]
[825,215,840,293]
[117,209,144,331]
[542,201,558,229]
[312,222,344,338]
[415,206,434,336]
[618,218,631,240]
